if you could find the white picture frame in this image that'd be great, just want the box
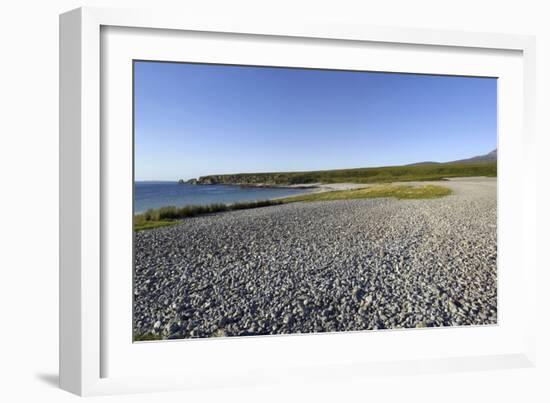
[59,6,537,396]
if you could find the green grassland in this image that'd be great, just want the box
[194,161,496,185]
[279,184,452,203]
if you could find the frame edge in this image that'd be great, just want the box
[59,7,83,396]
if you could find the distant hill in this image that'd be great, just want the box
[448,149,497,164]
[407,149,497,166]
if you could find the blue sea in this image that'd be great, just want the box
[134,181,313,213]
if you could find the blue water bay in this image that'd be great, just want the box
[134,182,311,213]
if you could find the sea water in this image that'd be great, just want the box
[134,181,312,213]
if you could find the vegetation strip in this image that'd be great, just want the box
[186,161,496,185]
[134,200,282,231]
[134,184,452,231]
[279,184,452,203]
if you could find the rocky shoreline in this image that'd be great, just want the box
[133,177,497,340]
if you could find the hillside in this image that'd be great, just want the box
[448,149,497,164]
[408,149,497,166]
[185,161,496,186]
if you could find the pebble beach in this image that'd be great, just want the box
[133,177,497,340]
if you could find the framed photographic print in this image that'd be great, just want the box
[60,7,537,396]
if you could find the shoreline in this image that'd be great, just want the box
[134,177,494,229]
[144,174,496,213]
[134,181,409,215]
[134,183,314,215]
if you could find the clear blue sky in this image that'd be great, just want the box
[134,61,496,181]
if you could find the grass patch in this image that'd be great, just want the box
[133,219,177,231]
[133,332,163,342]
[134,199,282,231]
[194,161,496,185]
[280,184,452,203]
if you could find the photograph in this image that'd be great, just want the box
[132,61,497,341]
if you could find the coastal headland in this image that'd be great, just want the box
[180,160,496,186]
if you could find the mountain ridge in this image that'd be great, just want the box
[408,149,497,166]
